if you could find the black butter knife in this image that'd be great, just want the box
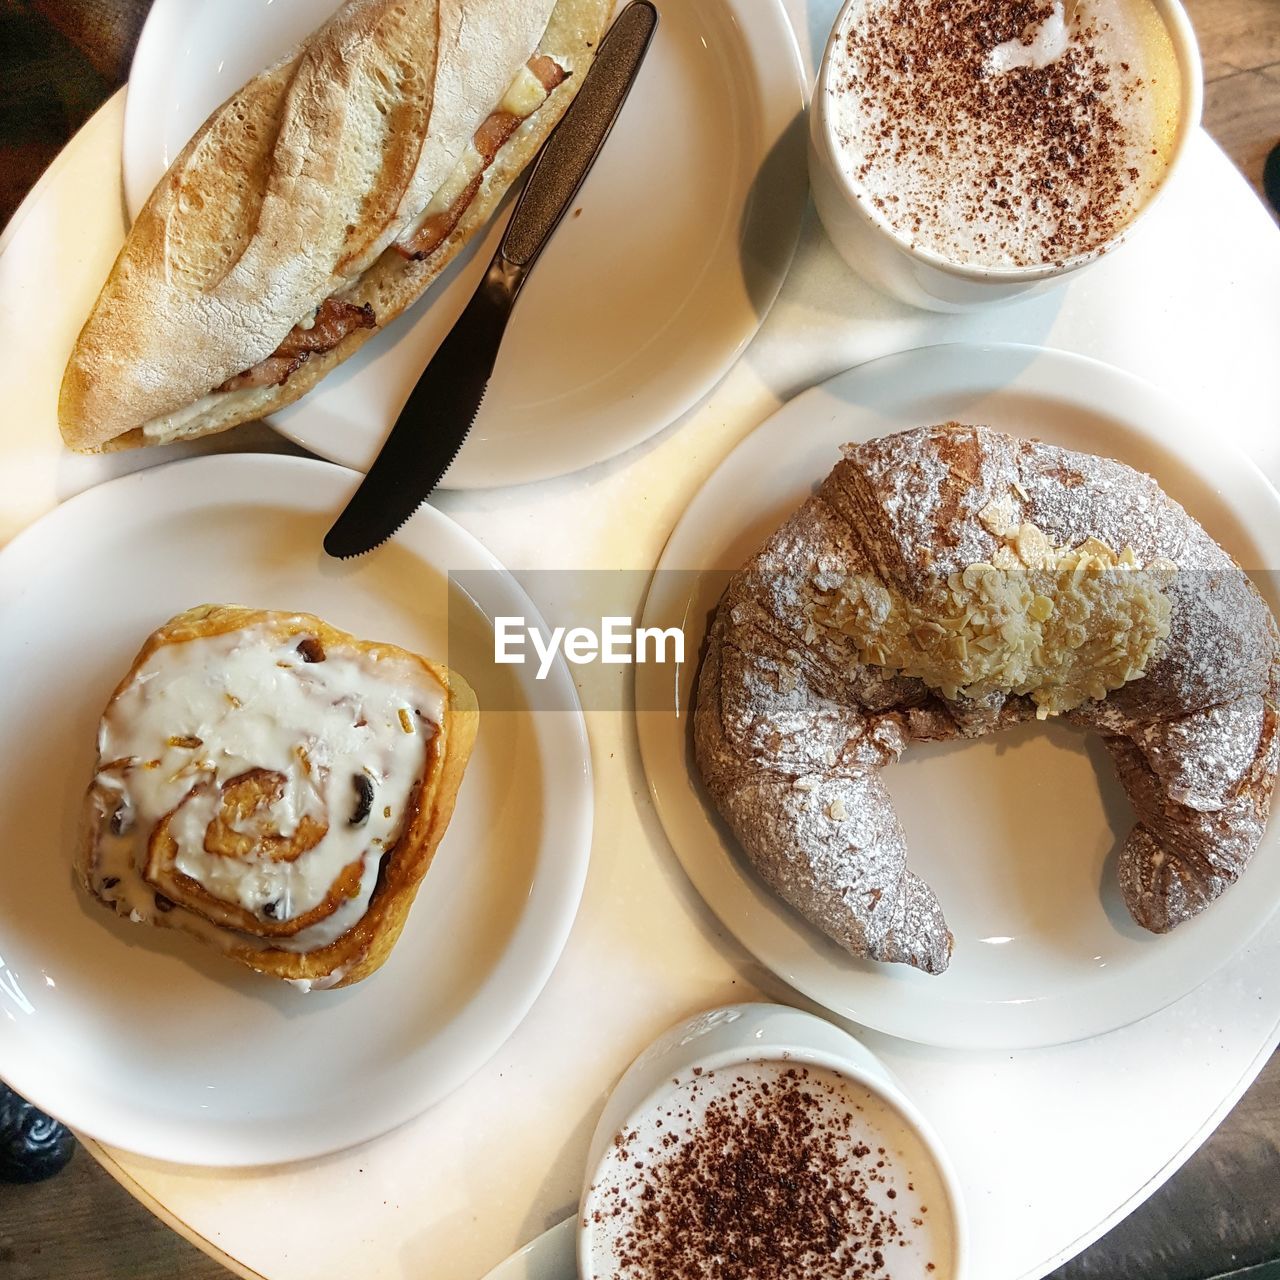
[325,1,659,559]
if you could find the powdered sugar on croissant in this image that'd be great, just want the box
[694,424,1280,974]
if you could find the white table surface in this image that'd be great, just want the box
[3,2,1280,1275]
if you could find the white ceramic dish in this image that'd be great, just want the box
[808,0,1203,310]
[0,454,592,1166]
[482,1220,575,1280]
[636,342,1280,1050]
[122,0,808,488]
[576,1003,967,1278]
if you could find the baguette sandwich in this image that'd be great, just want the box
[59,0,613,453]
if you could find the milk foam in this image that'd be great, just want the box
[582,1060,956,1279]
[828,0,1183,268]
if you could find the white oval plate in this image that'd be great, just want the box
[636,343,1280,1049]
[0,454,592,1166]
[122,0,807,489]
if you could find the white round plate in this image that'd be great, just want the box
[0,454,592,1166]
[636,343,1280,1050]
[122,0,807,489]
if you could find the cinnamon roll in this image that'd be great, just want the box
[78,605,478,990]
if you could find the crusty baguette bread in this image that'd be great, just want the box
[78,605,480,989]
[59,0,612,453]
[695,425,1280,974]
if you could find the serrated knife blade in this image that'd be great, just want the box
[324,1,659,559]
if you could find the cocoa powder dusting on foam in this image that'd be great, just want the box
[835,0,1159,266]
[593,1067,930,1279]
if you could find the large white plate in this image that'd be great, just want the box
[122,0,807,489]
[0,454,592,1165]
[636,343,1280,1050]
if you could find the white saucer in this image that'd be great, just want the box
[0,454,592,1166]
[636,343,1280,1049]
[483,1219,574,1280]
[122,0,807,489]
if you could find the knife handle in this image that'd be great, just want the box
[499,1,658,273]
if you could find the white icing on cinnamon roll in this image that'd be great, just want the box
[86,623,444,954]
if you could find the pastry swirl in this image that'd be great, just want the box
[79,605,478,989]
[694,425,1280,974]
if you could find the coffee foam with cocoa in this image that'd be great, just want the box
[827,0,1183,268]
[581,1059,955,1279]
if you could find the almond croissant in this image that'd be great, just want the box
[694,425,1280,973]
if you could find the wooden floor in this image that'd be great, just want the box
[1189,0,1280,209]
[1,1,1278,1278]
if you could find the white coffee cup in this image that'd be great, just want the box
[576,1002,967,1278]
[808,0,1203,311]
